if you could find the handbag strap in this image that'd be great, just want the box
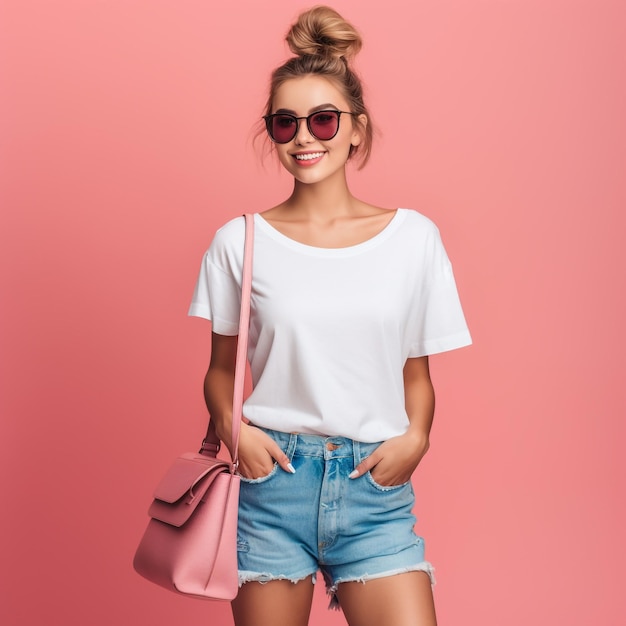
[200,213,254,467]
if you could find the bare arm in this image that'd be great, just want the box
[203,333,238,446]
[349,356,435,485]
[203,332,294,478]
[402,355,435,456]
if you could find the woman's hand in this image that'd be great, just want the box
[349,431,430,487]
[350,356,435,486]
[236,423,295,479]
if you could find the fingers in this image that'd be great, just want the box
[349,450,381,479]
[268,440,296,474]
[239,426,295,476]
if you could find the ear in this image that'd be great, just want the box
[351,114,368,147]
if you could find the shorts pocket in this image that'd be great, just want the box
[238,462,279,484]
[366,470,411,492]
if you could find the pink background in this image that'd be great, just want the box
[1,1,624,624]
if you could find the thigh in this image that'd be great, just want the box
[231,577,315,626]
[336,571,437,626]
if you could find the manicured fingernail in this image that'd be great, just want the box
[349,470,359,479]
[287,463,296,474]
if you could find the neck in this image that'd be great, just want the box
[285,170,360,219]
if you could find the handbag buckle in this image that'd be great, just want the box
[199,439,220,456]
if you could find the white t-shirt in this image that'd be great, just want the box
[189,209,471,442]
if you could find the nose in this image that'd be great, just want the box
[294,118,315,145]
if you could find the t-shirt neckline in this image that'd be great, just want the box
[254,209,406,257]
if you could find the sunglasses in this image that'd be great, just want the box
[264,110,354,144]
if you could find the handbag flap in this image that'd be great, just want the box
[152,453,231,504]
[148,453,232,527]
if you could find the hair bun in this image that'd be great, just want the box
[286,5,362,61]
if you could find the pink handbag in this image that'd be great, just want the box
[133,214,254,600]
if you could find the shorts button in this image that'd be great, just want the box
[326,442,341,451]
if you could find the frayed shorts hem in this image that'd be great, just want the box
[238,562,435,611]
[238,569,318,587]
[325,561,435,610]
[326,560,435,595]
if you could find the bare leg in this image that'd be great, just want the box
[231,577,315,626]
[336,571,437,626]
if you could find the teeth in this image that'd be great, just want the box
[295,152,324,160]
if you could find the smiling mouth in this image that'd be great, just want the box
[294,152,325,161]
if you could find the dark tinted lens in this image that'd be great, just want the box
[269,115,297,143]
[309,111,339,140]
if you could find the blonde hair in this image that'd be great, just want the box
[263,5,374,168]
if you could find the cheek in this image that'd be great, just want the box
[336,134,356,158]
[276,148,292,168]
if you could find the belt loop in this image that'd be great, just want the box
[286,432,298,460]
[352,439,361,465]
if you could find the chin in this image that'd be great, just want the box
[289,163,348,186]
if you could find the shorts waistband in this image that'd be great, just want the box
[257,427,381,461]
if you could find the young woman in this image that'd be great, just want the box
[189,6,471,626]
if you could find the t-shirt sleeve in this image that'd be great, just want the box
[408,226,472,357]
[187,222,243,335]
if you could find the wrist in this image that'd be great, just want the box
[212,414,233,445]
[403,428,430,452]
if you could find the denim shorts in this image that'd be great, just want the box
[237,428,434,608]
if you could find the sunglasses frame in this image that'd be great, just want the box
[263,110,354,144]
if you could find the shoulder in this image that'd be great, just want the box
[394,209,443,248]
[209,215,247,253]
[213,215,246,245]
[205,215,247,271]
[392,209,453,270]
[397,208,440,234]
